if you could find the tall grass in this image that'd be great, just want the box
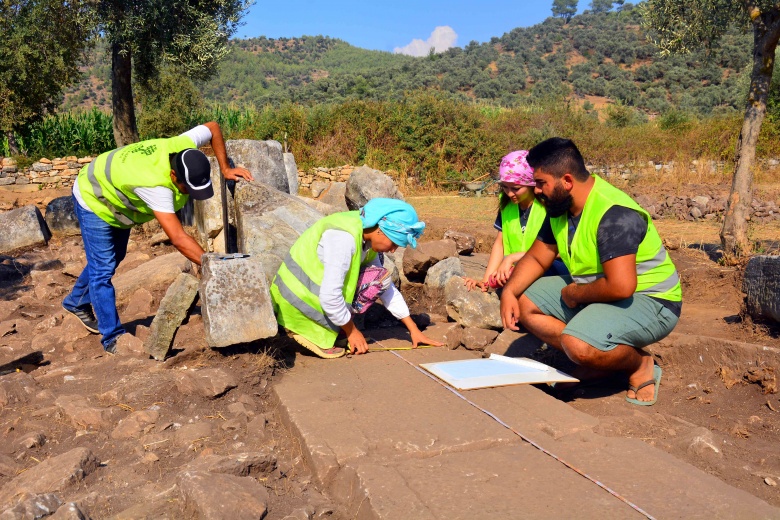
[2,108,114,158]
[6,94,780,189]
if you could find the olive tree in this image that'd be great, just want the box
[642,0,780,261]
[94,0,252,146]
[552,0,578,23]
[0,0,94,154]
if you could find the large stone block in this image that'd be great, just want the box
[444,275,502,330]
[144,273,200,360]
[743,255,780,323]
[345,165,404,210]
[193,156,236,253]
[226,139,289,193]
[200,253,278,347]
[283,152,299,195]
[234,182,323,284]
[0,205,50,254]
[316,182,348,211]
[44,196,80,236]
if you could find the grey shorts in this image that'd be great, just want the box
[524,276,679,352]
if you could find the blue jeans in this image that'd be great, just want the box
[62,196,131,348]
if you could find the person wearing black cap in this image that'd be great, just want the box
[62,121,253,354]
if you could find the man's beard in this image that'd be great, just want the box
[538,182,573,218]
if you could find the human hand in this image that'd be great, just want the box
[410,330,444,348]
[561,283,579,309]
[464,277,486,292]
[223,166,254,182]
[500,293,521,331]
[347,327,369,354]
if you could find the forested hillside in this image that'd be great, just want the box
[62,4,755,117]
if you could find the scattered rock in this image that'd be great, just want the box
[0,205,50,254]
[175,368,238,399]
[114,253,192,305]
[444,276,502,329]
[178,470,269,520]
[0,493,63,520]
[766,477,777,486]
[144,273,200,360]
[403,239,458,282]
[316,182,348,211]
[443,230,476,255]
[461,327,499,351]
[424,256,465,289]
[44,197,80,237]
[345,165,404,210]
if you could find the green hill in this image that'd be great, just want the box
[62,4,753,116]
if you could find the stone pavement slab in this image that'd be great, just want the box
[273,327,780,520]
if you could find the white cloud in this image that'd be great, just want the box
[393,26,458,57]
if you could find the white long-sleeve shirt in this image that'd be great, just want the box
[318,229,409,327]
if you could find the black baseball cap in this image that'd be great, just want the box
[171,149,214,200]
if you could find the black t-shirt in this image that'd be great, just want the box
[536,206,682,316]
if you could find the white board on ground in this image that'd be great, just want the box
[420,354,578,390]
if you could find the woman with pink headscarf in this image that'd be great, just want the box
[465,150,565,292]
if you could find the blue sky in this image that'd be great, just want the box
[239,0,587,55]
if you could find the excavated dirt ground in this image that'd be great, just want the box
[0,185,779,516]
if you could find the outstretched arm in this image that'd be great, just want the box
[203,121,254,182]
[155,211,205,265]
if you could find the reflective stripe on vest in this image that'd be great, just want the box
[274,273,339,331]
[85,149,134,227]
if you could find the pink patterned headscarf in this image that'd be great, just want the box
[499,150,535,186]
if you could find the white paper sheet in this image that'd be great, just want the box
[420,354,578,390]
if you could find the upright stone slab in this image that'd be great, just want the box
[345,165,404,210]
[0,205,50,254]
[200,253,278,347]
[283,152,299,195]
[226,139,289,193]
[193,156,235,252]
[44,196,80,236]
[743,255,780,323]
[316,182,348,211]
[144,273,200,360]
[234,182,323,284]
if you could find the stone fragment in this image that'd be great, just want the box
[234,182,323,284]
[114,253,191,305]
[345,165,404,210]
[175,368,237,399]
[178,470,269,520]
[425,256,465,289]
[112,410,160,439]
[444,276,502,329]
[283,152,299,195]
[0,205,50,254]
[443,230,476,255]
[17,432,46,450]
[461,327,499,351]
[310,180,329,198]
[678,427,722,458]
[174,423,213,447]
[200,253,277,348]
[55,395,114,430]
[0,372,40,407]
[123,288,154,320]
[403,239,458,282]
[0,448,100,508]
[484,330,544,357]
[0,493,62,519]
[49,501,89,519]
[298,196,340,216]
[115,333,146,356]
[184,450,276,477]
[227,139,289,192]
[743,255,780,323]
[44,197,80,237]
[144,273,200,360]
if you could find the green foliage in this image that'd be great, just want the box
[604,102,647,127]
[552,0,578,23]
[136,66,205,139]
[0,0,95,138]
[658,108,693,130]
[3,108,114,158]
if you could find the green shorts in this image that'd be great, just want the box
[524,276,679,352]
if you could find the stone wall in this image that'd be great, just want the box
[297,165,355,190]
[0,156,93,188]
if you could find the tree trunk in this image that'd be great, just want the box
[111,42,138,147]
[5,131,19,156]
[720,10,780,263]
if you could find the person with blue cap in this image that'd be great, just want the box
[270,198,444,358]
